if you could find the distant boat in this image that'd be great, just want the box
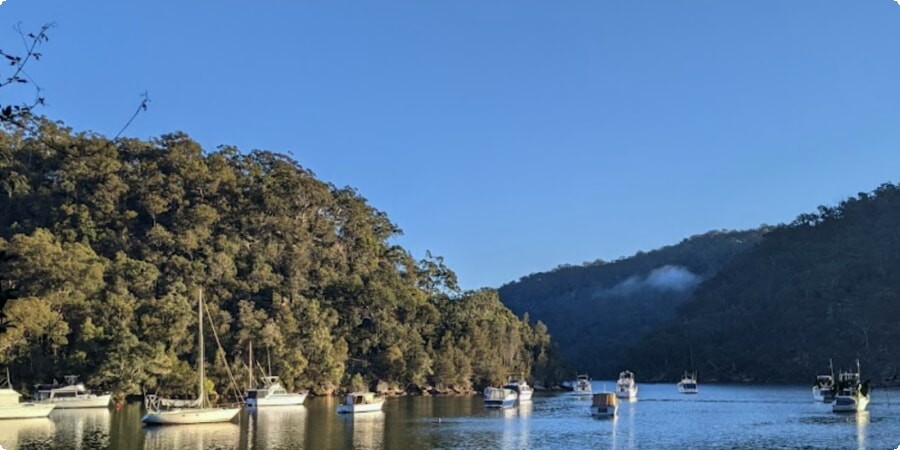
[34,375,111,409]
[812,359,835,403]
[677,372,698,394]
[141,289,241,425]
[483,387,517,408]
[337,392,385,414]
[590,392,618,418]
[615,371,638,400]
[570,374,592,396]
[503,374,533,401]
[832,360,869,413]
[0,370,55,420]
[244,342,307,407]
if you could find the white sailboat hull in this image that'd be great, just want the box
[247,393,307,407]
[40,394,111,409]
[141,407,241,425]
[0,403,56,419]
[337,400,384,414]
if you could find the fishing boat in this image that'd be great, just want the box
[503,374,533,401]
[141,289,241,425]
[590,392,618,418]
[336,392,385,414]
[832,360,869,413]
[0,370,55,419]
[483,387,517,408]
[34,375,111,409]
[677,371,698,394]
[615,370,638,400]
[244,342,307,407]
[812,359,835,403]
[570,374,592,395]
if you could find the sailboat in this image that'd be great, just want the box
[832,360,870,413]
[245,342,307,407]
[141,289,242,425]
[812,359,835,403]
[0,369,55,419]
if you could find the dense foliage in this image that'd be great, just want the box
[0,121,563,397]
[499,230,763,379]
[627,184,900,383]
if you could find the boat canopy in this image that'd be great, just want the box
[592,393,617,407]
[346,392,380,405]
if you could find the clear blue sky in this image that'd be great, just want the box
[3,1,900,289]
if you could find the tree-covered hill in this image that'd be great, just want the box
[626,184,900,384]
[0,121,564,397]
[498,229,764,379]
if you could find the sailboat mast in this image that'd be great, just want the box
[248,341,254,389]
[199,288,205,408]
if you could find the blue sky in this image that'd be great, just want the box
[2,1,900,289]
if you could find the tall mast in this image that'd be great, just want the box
[248,341,254,389]
[198,288,205,408]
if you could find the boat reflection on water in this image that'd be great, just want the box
[856,410,869,449]
[143,422,240,450]
[0,418,56,449]
[341,410,385,450]
[50,407,111,448]
[249,405,307,449]
[517,399,532,419]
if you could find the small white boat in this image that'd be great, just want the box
[813,360,835,403]
[0,370,56,419]
[615,370,638,400]
[503,375,533,401]
[677,371,698,394]
[337,392,385,414]
[141,289,241,425]
[590,392,618,418]
[34,375,111,409]
[832,360,869,413]
[570,374,592,396]
[246,376,307,407]
[483,387,517,408]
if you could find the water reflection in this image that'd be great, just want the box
[248,406,307,449]
[341,411,385,450]
[50,408,111,449]
[0,418,55,449]
[856,411,869,450]
[517,400,532,419]
[143,422,241,450]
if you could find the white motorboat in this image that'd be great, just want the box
[141,289,241,425]
[503,374,533,401]
[677,371,698,394]
[813,359,835,403]
[483,387,517,408]
[590,392,618,418]
[34,375,111,409]
[832,360,869,413]
[337,392,385,414]
[0,370,55,419]
[246,376,307,407]
[615,370,638,400]
[571,374,592,396]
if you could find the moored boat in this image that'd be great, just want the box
[813,359,835,403]
[337,392,385,414]
[677,371,698,394]
[590,392,618,418]
[503,374,533,401]
[571,374,592,396]
[832,360,869,413]
[0,371,55,420]
[246,376,307,407]
[483,387,517,408]
[34,375,111,409]
[615,370,638,400]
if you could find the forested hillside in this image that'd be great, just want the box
[627,184,900,384]
[498,229,763,379]
[0,121,564,397]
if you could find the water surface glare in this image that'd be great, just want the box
[2,383,899,449]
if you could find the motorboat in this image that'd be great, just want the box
[141,289,241,425]
[336,392,385,414]
[246,376,307,407]
[34,375,111,409]
[483,387,517,408]
[571,374,592,396]
[832,360,869,413]
[590,392,618,418]
[813,359,835,403]
[503,375,533,401]
[615,370,638,400]
[0,371,55,419]
[677,372,698,394]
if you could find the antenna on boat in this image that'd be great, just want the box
[267,346,272,377]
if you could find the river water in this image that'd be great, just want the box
[2,382,898,449]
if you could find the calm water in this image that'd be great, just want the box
[2,382,899,449]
